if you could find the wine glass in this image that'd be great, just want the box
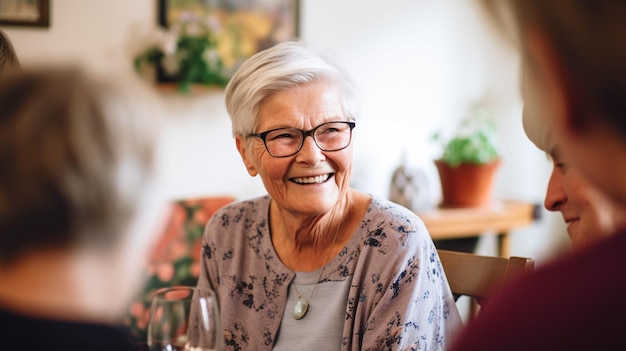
[147,286,222,351]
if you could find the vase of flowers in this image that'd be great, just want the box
[134,18,229,93]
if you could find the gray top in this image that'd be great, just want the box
[273,269,351,350]
[196,195,462,350]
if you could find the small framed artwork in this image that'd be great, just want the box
[0,0,50,27]
[158,0,300,82]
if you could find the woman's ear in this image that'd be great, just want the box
[236,136,258,177]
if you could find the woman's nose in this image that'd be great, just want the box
[544,168,567,211]
[295,135,325,164]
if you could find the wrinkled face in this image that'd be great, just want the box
[544,149,625,250]
[236,81,353,217]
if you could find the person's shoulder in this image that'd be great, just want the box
[213,195,269,215]
[536,228,626,275]
[368,196,423,223]
[370,196,412,212]
[365,196,428,238]
[452,230,626,351]
[206,195,269,227]
[538,228,626,284]
[494,230,626,302]
[0,306,139,351]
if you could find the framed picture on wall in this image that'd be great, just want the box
[157,0,300,83]
[0,0,49,27]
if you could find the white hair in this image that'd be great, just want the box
[225,40,361,137]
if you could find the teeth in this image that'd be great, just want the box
[293,174,330,184]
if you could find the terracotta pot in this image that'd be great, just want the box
[435,159,501,208]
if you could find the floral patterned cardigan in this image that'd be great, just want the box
[196,195,462,350]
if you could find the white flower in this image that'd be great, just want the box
[158,29,178,55]
[203,48,220,67]
[206,15,222,32]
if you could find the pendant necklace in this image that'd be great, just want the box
[291,224,340,320]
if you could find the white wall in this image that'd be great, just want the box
[1,0,568,263]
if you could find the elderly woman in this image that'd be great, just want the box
[450,2,626,350]
[196,40,461,350]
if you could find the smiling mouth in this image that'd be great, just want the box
[291,173,333,184]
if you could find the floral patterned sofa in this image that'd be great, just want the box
[123,195,235,345]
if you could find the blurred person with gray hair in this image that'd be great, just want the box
[451,1,626,350]
[0,30,20,74]
[0,67,169,351]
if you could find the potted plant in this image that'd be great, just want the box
[432,108,503,208]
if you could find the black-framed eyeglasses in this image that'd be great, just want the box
[248,121,356,158]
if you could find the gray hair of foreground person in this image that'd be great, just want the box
[0,67,166,265]
[484,1,626,140]
[224,39,361,138]
[0,30,20,71]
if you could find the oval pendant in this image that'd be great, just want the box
[293,297,309,320]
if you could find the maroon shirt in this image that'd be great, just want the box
[451,229,626,351]
[0,306,139,351]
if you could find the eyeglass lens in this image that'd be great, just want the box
[264,121,353,157]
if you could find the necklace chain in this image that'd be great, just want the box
[291,224,341,320]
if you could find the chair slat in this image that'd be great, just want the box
[437,249,534,317]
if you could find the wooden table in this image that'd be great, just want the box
[418,199,539,257]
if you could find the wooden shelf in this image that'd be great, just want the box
[418,199,539,257]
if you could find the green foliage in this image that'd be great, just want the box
[433,109,503,167]
[134,20,229,93]
[175,31,229,92]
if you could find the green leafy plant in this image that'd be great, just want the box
[134,19,229,93]
[432,108,503,167]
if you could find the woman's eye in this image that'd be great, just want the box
[319,127,339,135]
[554,160,571,172]
[268,131,299,142]
[276,133,296,139]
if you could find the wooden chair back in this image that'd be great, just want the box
[437,249,535,317]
